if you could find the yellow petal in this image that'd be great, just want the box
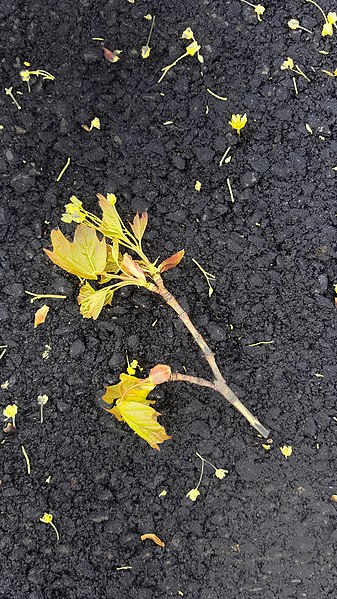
[280,445,293,459]
[140,533,165,547]
[91,117,100,129]
[34,304,50,328]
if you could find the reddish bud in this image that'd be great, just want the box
[149,364,172,385]
[103,48,120,63]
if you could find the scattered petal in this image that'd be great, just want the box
[194,180,202,192]
[140,533,165,547]
[280,445,293,459]
[34,304,50,328]
[159,490,167,497]
[103,47,121,63]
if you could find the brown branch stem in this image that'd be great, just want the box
[153,276,270,438]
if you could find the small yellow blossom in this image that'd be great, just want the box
[186,488,200,501]
[255,4,265,21]
[215,468,228,479]
[228,113,247,135]
[144,14,152,20]
[288,18,300,29]
[181,27,194,40]
[20,70,31,82]
[40,512,60,541]
[281,57,294,70]
[127,359,141,375]
[141,45,151,59]
[40,512,53,524]
[61,196,85,224]
[186,41,201,57]
[159,489,167,497]
[322,21,333,36]
[288,18,313,33]
[3,404,17,426]
[262,443,272,450]
[280,445,293,459]
[82,117,101,132]
[194,181,202,192]
[91,117,100,129]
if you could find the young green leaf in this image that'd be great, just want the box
[102,373,155,405]
[115,400,171,450]
[78,282,113,320]
[44,225,107,280]
[97,193,123,238]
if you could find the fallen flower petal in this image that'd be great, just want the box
[280,445,293,459]
[34,304,50,328]
[140,533,165,547]
[103,47,120,63]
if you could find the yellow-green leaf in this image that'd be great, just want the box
[97,193,123,238]
[78,282,113,319]
[117,400,171,450]
[44,225,106,280]
[102,373,155,405]
[104,240,121,273]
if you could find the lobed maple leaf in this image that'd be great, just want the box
[44,225,107,280]
[103,373,171,450]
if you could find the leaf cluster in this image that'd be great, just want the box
[45,193,184,320]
